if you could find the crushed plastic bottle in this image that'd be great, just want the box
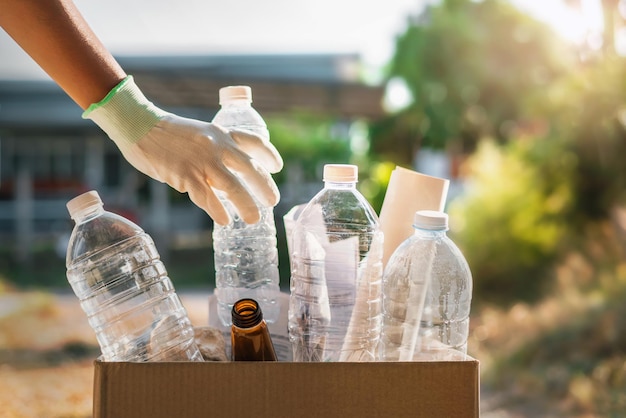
[65,190,203,362]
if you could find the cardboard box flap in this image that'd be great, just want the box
[94,360,479,418]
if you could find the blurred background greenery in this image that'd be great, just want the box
[2,0,626,416]
[373,1,626,415]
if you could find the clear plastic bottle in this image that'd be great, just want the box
[65,190,203,362]
[211,85,280,327]
[380,210,472,361]
[288,164,383,362]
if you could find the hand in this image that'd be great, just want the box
[83,76,283,225]
[118,115,282,226]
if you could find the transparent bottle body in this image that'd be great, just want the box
[288,182,383,362]
[66,207,203,362]
[380,232,435,361]
[211,101,280,326]
[381,228,472,361]
[212,102,270,141]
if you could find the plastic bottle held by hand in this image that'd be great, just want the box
[65,191,203,362]
[288,164,384,362]
[231,298,277,361]
[211,85,280,327]
[413,211,472,361]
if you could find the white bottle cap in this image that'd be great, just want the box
[219,86,252,104]
[413,210,448,230]
[323,164,358,183]
[67,190,102,219]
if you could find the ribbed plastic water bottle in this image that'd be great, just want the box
[211,85,280,327]
[380,210,472,361]
[65,190,203,362]
[288,164,383,362]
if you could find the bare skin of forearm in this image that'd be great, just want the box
[0,0,126,109]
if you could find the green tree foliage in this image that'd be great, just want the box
[448,138,576,304]
[370,0,626,305]
[370,0,575,164]
[448,52,626,303]
[267,114,392,214]
[266,113,352,184]
[527,54,626,220]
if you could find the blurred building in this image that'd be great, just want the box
[0,53,385,260]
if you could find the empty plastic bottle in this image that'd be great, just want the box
[288,164,383,362]
[211,85,280,327]
[380,210,472,361]
[231,298,277,361]
[65,190,203,362]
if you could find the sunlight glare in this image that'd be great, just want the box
[383,77,414,113]
[514,0,604,45]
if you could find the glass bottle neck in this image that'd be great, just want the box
[231,299,264,328]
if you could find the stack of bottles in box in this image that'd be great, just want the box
[63,84,472,363]
[287,163,473,362]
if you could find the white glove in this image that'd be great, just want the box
[83,76,283,225]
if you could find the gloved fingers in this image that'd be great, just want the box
[185,178,231,226]
[229,129,284,173]
[222,150,280,208]
[208,166,262,225]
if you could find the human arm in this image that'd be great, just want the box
[0,0,283,224]
[0,0,126,109]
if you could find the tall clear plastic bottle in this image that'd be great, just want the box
[65,190,203,362]
[288,164,383,362]
[211,85,280,327]
[380,210,472,361]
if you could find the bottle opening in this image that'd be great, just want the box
[232,298,263,328]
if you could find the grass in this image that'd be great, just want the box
[469,220,626,417]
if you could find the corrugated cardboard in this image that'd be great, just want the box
[93,359,479,418]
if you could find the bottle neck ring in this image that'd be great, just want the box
[323,181,356,189]
[72,204,105,223]
[413,227,447,239]
[231,298,264,328]
[221,100,252,107]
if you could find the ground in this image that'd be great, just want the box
[0,291,211,418]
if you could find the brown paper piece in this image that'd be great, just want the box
[194,326,229,362]
[379,167,449,268]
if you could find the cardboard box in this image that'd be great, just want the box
[93,359,479,418]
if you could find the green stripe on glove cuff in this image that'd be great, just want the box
[83,75,168,146]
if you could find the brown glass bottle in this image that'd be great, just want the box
[231,298,278,361]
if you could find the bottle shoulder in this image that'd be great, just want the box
[212,106,268,138]
[298,187,379,227]
[388,234,471,272]
[66,211,145,266]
